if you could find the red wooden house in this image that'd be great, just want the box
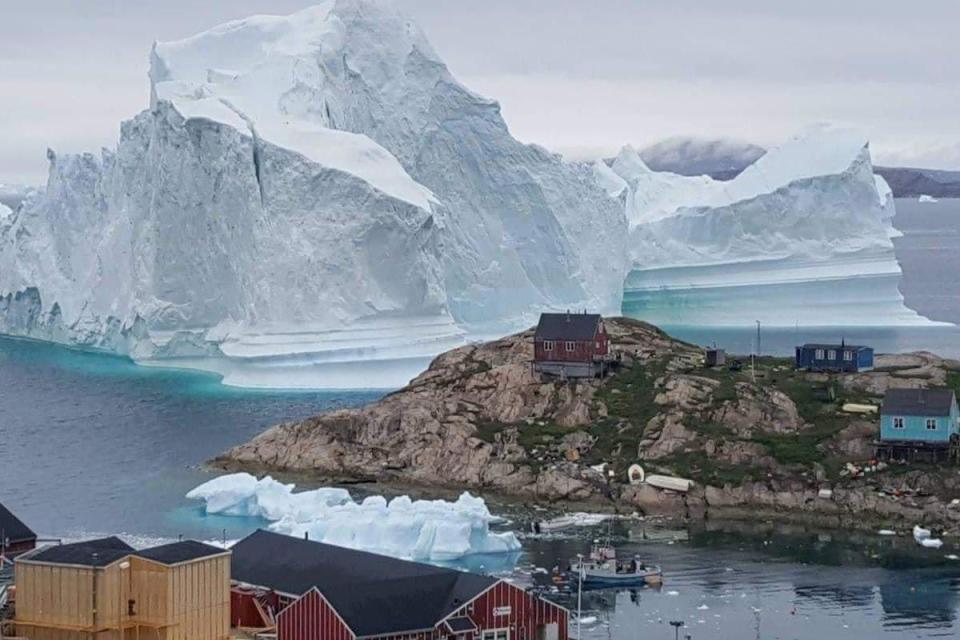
[0,501,36,558]
[230,530,568,640]
[533,312,610,379]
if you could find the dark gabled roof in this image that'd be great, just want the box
[232,530,497,638]
[446,616,478,632]
[0,502,36,545]
[882,388,956,417]
[799,343,870,351]
[535,313,602,341]
[135,540,227,565]
[25,537,134,567]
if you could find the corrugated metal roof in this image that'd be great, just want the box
[881,388,956,417]
[232,530,497,637]
[535,313,602,341]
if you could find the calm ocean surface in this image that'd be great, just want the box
[2,198,960,639]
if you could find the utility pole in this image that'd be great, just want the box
[669,620,684,640]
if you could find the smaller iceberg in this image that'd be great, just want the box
[187,473,520,561]
[918,195,939,203]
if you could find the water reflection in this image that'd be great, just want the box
[517,518,960,639]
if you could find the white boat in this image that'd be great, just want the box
[569,543,662,587]
[645,474,693,493]
[532,512,611,533]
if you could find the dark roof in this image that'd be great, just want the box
[882,388,956,417]
[535,313,602,341]
[0,502,36,545]
[26,536,135,567]
[446,616,478,632]
[231,530,497,637]
[799,343,870,351]
[136,540,227,565]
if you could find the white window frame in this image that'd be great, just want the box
[481,629,510,640]
[827,349,837,360]
[843,350,853,361]
[893,417,905,429]
[565,341,576,352]
[815,348,825,359]
[926,418,938,430]
[543,340,554,351]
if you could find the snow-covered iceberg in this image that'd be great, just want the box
[0,0,625,388]
[186,473,521,561]
[602,128,938,327]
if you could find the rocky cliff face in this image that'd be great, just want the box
[218,318,960,528]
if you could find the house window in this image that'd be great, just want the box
[565,341,576,352]
[482,630,509,640]
[815,349,825,359]
[926,418,938,430]
[827,349,836,360]
[595,341,602,350]
[893,417,905,429]
[843,350,853,361]
[543,340,554,351]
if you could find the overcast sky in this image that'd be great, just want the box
[2,0,959,184]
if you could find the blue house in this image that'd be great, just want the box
[879,388,960,445]
[795,343,874,372]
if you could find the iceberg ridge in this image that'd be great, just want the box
[187,473,521,561]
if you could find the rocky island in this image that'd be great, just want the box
[216,318,960,530]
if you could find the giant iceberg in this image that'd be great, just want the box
[600,128,936,327]
[186,473,521,561]
[0,0,626,388]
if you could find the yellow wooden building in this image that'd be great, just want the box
[12,537,230,640]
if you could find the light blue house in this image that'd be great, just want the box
[880,388,960,444]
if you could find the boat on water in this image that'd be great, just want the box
[569,543,662,587]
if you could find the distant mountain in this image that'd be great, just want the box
[639,136,765,179]
[874,166,960,198]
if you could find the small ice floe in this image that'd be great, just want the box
[919,194,939,203]
[913,525,944,548]
[575,616,598,626]
[878,529,896,536]
[945,554,959,561]
[667,590,680,596]
[532,566,549,574]
[697,604,710,610]
[532,512,612,533]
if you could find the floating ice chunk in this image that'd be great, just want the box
[918,195,938,203]
[187,473,520,561]
[920,538,944,549]
[697,604,710,610]
[878,529,896,536]
[575,616,598,626]
[186,473,351,520]
[913,525,932,541]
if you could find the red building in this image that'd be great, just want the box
[0,501,36,558]
[230,530,568,640]
[533,312,610,379]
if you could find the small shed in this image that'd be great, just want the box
[14,537,231,640]
[704,349,726,367]
[533,312,610,379]
[230,530,568,640]
[0,501,36,557]
[880,388,960,444]
[795,343,874,372]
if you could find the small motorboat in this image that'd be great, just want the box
[569,543,662,587]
